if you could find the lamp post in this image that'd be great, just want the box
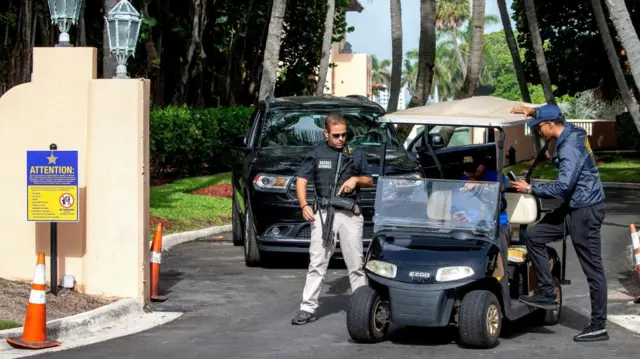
[47,0,83,47]
[105,0,142,79]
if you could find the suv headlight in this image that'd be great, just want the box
[365,260,397,279]
[435,266,474,282]
[253,174,294,193]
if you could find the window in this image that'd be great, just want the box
[429,126,472,148]
[257,110,402,148]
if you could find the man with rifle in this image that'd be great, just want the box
[291,113,373,325]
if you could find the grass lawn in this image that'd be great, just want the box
[504,154,640,183]
[150,172,232,235]
[0,320,21,330]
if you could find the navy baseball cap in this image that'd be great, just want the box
[527,104,565,127]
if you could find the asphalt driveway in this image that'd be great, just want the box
[34,188,640,359]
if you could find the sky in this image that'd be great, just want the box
[345,0,515,62]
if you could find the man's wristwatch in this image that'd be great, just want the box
[526,184,532,194]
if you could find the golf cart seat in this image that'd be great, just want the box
[504,191,541,263]
[426,188,453,221]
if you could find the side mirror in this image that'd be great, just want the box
[429,133,445,149]
[232,135,247,147]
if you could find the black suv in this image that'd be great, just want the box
[229,95,423,266]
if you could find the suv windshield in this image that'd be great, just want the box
[373,177,500,240]
[258,110,402,148]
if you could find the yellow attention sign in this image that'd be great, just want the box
[27,150,79,222]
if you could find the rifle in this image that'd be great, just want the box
[313,152,341,248]
[312,151,363,249]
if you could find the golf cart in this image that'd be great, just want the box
[345,96,567,349]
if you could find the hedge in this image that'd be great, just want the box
[150,105,253,178]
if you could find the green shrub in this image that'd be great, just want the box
[150,105,253,178]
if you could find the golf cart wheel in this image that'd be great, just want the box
[346,286,390,343]
[458,290,502,349]
[244,209,261,267]
[535,277,562,326]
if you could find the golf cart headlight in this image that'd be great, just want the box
[435,266,474,282]
[365,260,397,279]
[253,173,293,193]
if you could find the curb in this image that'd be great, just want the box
[0,297,141,341]
[162,224,233,250]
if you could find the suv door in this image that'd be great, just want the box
[230,104,264,218]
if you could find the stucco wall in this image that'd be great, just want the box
[0,47,150,304]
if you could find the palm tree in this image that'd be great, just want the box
[259,0,288,101]
[603,0,640,95]
[387,0,403,113]
[497,0,531,103]
[316,0,336,96]
[408,0,437,110]
[435,0,470,78]
[432,41,462,101]
[523,0,551,154]
[591,0,640,133]
[103,0,119,78]
[401,50,419,97]
[457,0,486,99]
[371,55,392,98]
[523,0,554,105]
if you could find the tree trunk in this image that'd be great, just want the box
[77,0,87,47]
[402,0,436,140]
[603,0,640,94]
[592,0,640,133]
[523,0,551,155]
[315,0,335,96]
[387,0,403,113]
[408,0,436,108]
[457,0,485,99]
[103,0,119,78]
[497,0,531,103]
[523,0,555,105]
[258,0,288,101]
[172,0,206,104]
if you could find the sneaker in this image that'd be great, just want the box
[574,323,609,342]
[291,310,316,325]
[519,293,559,310]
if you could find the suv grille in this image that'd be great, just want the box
[296,223,374,239]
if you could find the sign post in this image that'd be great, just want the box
[27,144,79,296]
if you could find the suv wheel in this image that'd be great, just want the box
[244,209,261,267]
[231,192,243,246]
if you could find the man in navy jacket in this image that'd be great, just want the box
[510,103,608,342]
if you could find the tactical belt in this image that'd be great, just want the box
[316,196,362,215]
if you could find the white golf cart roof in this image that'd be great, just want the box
[381,96,542,128]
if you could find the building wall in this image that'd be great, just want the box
[330,53,371,98]
[323,41,373,99]
[0,47,150,305]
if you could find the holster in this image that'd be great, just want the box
[331,197,356,212]
[317,196,359,215]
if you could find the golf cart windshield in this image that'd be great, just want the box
[373,177,500,240]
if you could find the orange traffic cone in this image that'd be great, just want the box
[6,253,61,349]
[150,223,167,302]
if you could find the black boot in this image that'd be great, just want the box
[574,323,609,342]
[519,292,558,310]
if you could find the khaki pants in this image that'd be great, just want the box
[300,208,368,314]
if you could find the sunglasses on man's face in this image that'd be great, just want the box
[331,132,347,139]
